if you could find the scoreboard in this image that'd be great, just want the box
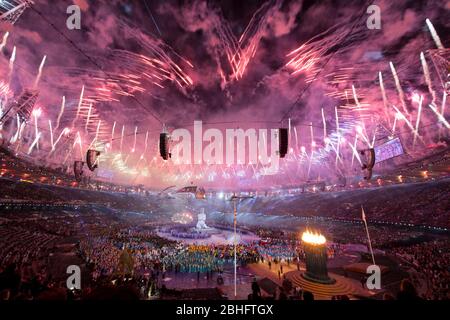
[374,137,404,163]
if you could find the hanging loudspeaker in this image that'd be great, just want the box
[159,132,171,160]
[359,148,375,181]
[86,149,101,171]
[278,128,288,158]
[364,168,373,180]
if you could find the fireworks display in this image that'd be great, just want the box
[0,1,448,190]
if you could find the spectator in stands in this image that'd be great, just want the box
[397,279,421,300]
[251,277,261,299]
[383,293,395,300]
[303,290,314,301]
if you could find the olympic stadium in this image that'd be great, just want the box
[0,0,448,303]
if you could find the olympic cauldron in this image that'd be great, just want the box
[301,230,335,284]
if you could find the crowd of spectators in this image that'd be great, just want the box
[389,241,449,300]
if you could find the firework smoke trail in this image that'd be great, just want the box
[335,106,341,166]
[392,111,399,132]
[144,131,149,153]
[310,123,315,149]
[0,104,2,134]
[124,154,130,166]
[73,131,83,159]
[132,126,138,152]
[307,123,314,179]
[139,130,149,162]
[288,118,291,143]
[348,140,362,166]
[54,96,65,132]
[286,22,365,81]
[18,120,25,143]
[413,95,424,147]
[9,115,21,144]
[120,125,124,155]
[378,71,390,126]
[392,105,423,141]
[356,124,371,148]
[371,128,377,148]
[229,1,280,80]
[286,42,321,77]
[351,84,369,138]
[34,55,47,88]
[321,108,327,141]
[212,13,241,85]
[294,126,299,151]
[8,46,16,82]
[209,1,280,85]
[328,137,344,166]
[85,103,92,133]
[110,121,116,151]
[352,84,361,107]
[72,85,85,128]
[351,135,359,166]
[425,19,444,49]
[27,132,41,155]
[429,103,450,128]
[16,120,25,144]
[389,61,408,116]
[119,23,193,89]
[0,32,8,52]
[420,52,437,106]
[88,120,102,150]
[33,108,41,150]
[441,92,447,119]
[48,120,54,149]
[58,66,148,104]
[0,82,9,129]
[9,45,16,69]
[52,128,70,153]
[436,91,448,139]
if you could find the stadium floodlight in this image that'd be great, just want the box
[0,0,33,25]
[0,89,39,124]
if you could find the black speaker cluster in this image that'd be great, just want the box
[160,133,171,160]
[86,149,101,171]
[360,148,376,180]
[278,128,288,158]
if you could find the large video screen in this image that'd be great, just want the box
[374,137,404,163]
